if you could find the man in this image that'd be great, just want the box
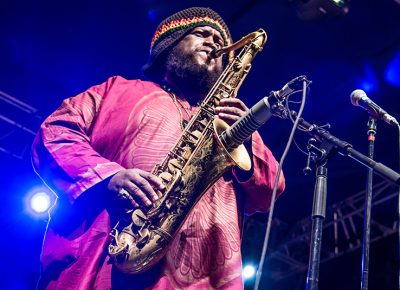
[32,7,285,290]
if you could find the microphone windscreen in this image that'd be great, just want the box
[350,89,366,106]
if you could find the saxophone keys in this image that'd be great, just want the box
[187,130,202,144]
[167,158,183,173]
[136,228,150,249]
[233,62,242,70]
[159,171,173,184]
[221,91,229,98]
[165,199,174,209]
[181,146,192,160]
[199,118,208,127]
[131,209,147,227]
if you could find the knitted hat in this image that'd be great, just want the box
[142,7,233,81]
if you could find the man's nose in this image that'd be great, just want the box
[204,34,215,44]
[204,34,220,49]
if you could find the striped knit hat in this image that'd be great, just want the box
[142,7,233,81]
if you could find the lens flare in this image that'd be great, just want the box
[242,264,256,279]
[29,191,51,213]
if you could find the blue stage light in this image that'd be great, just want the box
[358,64,378,94]
[29,191,51,214]
[242,264,256,280]
[360,81,374,93]
[385,51,400,87]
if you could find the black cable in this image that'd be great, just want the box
[397,124,400,290]
[254,80,308,290]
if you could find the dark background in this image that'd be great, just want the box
[1,0,400,289]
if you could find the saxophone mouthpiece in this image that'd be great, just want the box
[209,48,223,59]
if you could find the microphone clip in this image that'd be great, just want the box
[270,75,311,119]
[269,91,289,119]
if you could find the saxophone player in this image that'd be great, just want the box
[32,7,285,290]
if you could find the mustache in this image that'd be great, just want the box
[195,46,219,57]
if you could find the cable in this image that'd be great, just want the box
[293,137,310,156]
[286,87,310,132]
[397,124,400,290]
[254,80,308,290]
[287,88,312,157]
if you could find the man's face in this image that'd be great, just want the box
[177,26,225,72]
[165,26,226,95]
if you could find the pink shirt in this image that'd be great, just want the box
[32,76,285,289]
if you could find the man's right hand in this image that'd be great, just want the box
[108,169,165,208]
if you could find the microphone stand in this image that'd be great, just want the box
[292,113,400,186]
[305,140,335,290]
[361,117,377,290]
[290,113,400,289]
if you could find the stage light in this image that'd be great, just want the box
[358,64,378,94]
[242,264,256,280]
[296,0,350,21]
[360,81,374,94]
[385,51,400,87]
[29,191,51,213]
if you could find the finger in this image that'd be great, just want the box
[124,179,154,206]
[215,106,245,117]
[139,171,166,191]
[118,188,140,208]
[139,172,165,198]
[219,98,248,110]
[216,113,240,125]
[133,175,160,203]
[129,199,140,208]
[126,170,161,202]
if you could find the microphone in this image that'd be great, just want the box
[350,89,399,126]
[219,75,309,151]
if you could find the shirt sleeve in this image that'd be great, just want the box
[31,76,125,204]
[232,131,285,215]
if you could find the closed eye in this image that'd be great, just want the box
[191,29,224,46]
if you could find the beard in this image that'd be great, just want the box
[165,45,223,95]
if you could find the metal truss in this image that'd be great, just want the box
[264,180,398,281]
[0,90,41,159]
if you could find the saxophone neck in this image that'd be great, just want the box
[210,29,267,59]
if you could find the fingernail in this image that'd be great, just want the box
[146,200,152,206]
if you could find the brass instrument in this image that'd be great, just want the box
[108,29,268,273]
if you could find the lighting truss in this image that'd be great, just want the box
[0,90,41,159]
[248,180,398,281]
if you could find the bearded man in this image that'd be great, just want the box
[32,7,285,290]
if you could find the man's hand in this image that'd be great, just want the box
[216,97,254,180]
[214,97,248,125]
[108,169,165,208]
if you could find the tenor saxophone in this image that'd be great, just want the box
[108,29,267,273]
